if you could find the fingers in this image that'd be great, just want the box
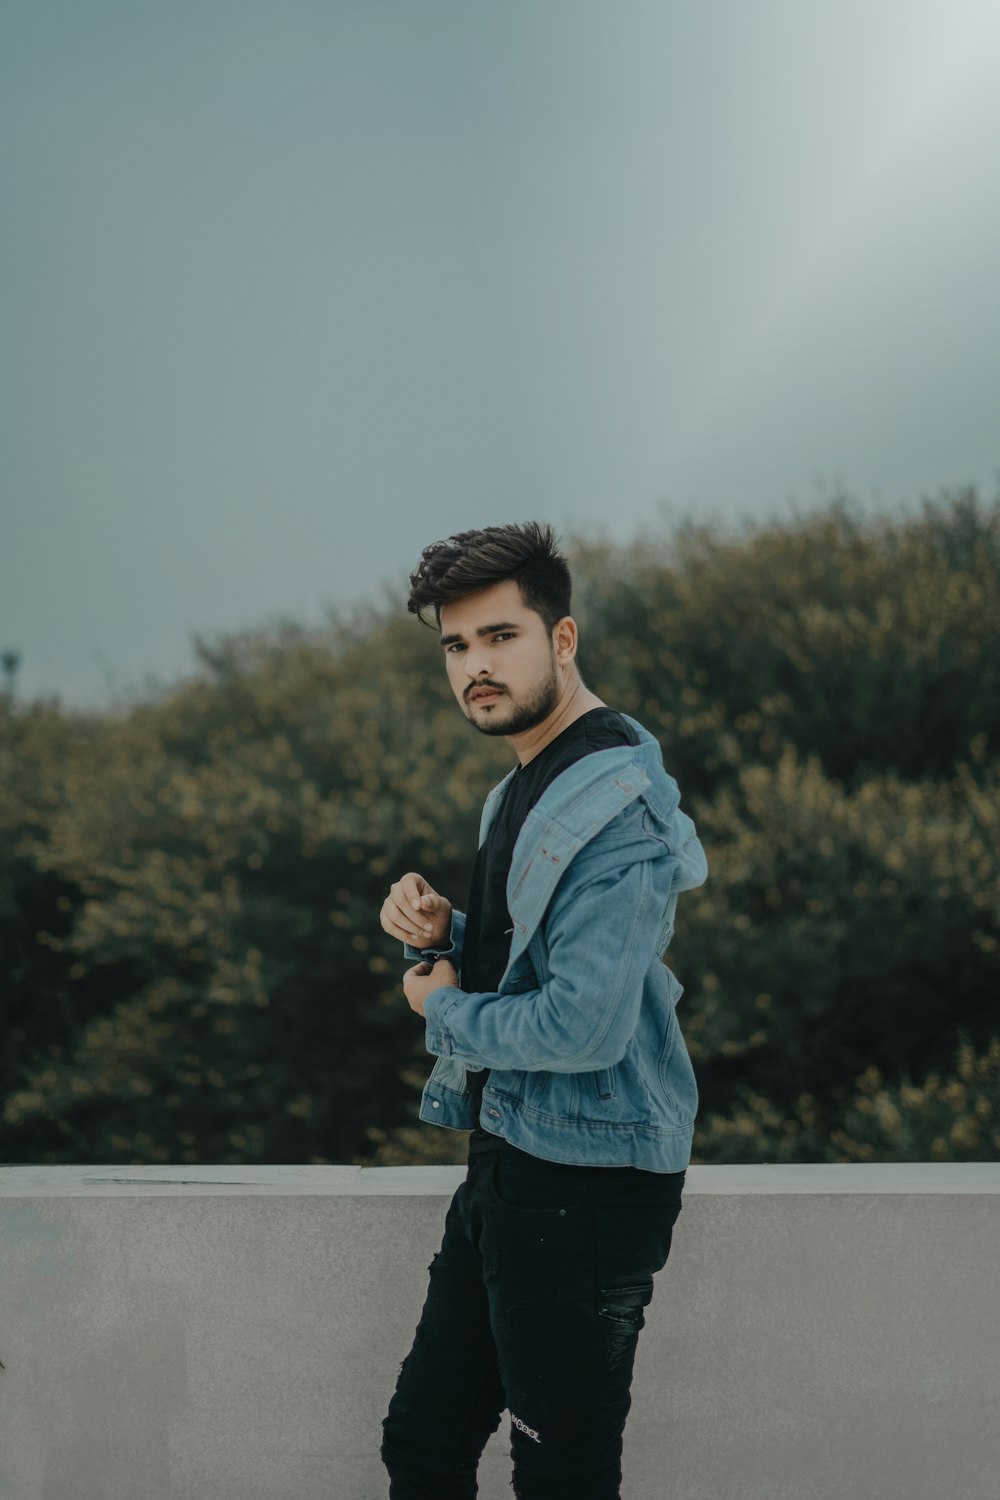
[399,871,435,912]
[405,958,454,985]
[380,875,436,943]
[381,898,431,943]
[380,873,453,952]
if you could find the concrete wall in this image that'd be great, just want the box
[1,1162,998,1500]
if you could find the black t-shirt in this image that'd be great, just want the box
[461,707,640,1157]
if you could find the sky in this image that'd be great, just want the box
[3,0,999,709]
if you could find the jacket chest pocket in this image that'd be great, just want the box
[503,950,538,994]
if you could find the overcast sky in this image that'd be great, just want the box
[3,0,999,709]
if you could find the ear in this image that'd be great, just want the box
[552,615,578,664]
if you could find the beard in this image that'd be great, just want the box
[463,651,561,737]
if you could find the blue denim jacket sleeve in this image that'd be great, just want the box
[421,840,679,1073]
[402,908,466,968]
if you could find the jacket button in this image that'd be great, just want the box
[488,1109,501,1119]
[431,1101,440,1109]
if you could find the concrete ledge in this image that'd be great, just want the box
[2,1164,998,1499]
[4,1160,1000,1194]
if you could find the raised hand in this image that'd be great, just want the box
[380,871,453,949]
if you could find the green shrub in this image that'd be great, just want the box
[2,486,997,1165]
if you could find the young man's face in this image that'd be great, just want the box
[438,578,566,737]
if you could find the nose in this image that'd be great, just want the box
[463,646,493,680]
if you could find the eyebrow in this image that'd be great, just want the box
[439,621,521,648]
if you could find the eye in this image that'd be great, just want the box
[445,643,466,654]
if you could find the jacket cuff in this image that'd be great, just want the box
[402,909,465,964]
[402,937,456,963]
[423,986,486,1071]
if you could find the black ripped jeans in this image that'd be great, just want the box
[380,1146,686,1500]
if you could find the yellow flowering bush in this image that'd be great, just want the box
[690,1034,1000,1164]
[1,486,997,1165]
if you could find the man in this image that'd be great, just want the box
[379,522,707,1500]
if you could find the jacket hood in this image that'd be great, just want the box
[536,712,706,884]
[479,712,707,974]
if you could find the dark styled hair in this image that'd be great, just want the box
[407,522,572,636]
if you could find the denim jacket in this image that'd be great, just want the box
[403,712,708,1172]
